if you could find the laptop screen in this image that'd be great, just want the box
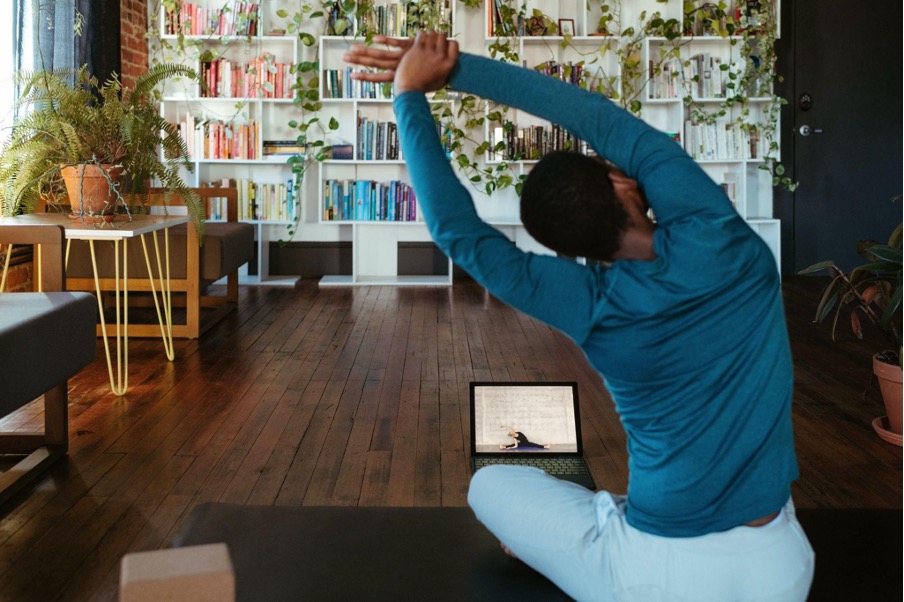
[470,382,581,454]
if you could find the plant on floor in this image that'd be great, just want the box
[0,63,204,229]
[800,201,902,440]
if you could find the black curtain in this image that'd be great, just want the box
[76,0,121,85]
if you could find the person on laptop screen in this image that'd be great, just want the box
[344,32,814,602]
[499,427,550,450]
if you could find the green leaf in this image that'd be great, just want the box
[881,285,902,327]
[815,285,843,324]
[866,245,902,264]
[798,260,836,275]
[329,117,339,130]
[276,9,288,18]
[851,261,901,276]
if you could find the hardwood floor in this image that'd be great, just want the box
[1,277,900,601]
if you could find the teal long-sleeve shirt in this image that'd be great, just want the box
[393,53,797,537]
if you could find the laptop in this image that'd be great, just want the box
[469,382,596,490]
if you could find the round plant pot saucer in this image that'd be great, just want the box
[68,213,128,224]
[871,416,903,447]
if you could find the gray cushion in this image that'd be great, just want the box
[63,222,254,283]
[0,292,96,413]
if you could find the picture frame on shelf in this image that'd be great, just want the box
[557,19,575,37]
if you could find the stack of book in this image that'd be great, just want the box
[324,67,393,100]
[357,114,401,161]
[173,113,198,159]
[325,1,355,35]
[489,123,588,161]
[684,53,739,99]
[201,53,293,99]
[322,179,417,222]
[200,119,259,160]
[720,172,741,210]
[360,1,453,37]
[170,115,259,160]
[533,60,586,86]
[205,178,298,222]
[488,0,517,36]
[684,119,761,160]
[648,57,682,99]
[166,2,260,36]
[263,140,307,159]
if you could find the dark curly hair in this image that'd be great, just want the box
[520,151,629,261]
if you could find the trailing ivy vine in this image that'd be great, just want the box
[146,0,793,230]
[449,0,792,195]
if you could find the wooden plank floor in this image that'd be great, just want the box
[1,277,900,601]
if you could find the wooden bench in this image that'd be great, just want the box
[0,225,95,506]
[43,188,254,339]
[163,504,902,601]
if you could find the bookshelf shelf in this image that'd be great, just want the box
[158,1,304,286]
[479,1,781,267]
[313,5,457,286]
[155,1,780,286]
[163,97,300,104]
[161,34,296,42]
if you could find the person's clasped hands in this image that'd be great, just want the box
[343,31,459,95]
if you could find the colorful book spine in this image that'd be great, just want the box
[488,122,587,161]
[204,177,298,222]
[324,68,393,100]
[167,2,260,36]
[322,179,417,222]
[356,113,402,161]
[201,54,292,99]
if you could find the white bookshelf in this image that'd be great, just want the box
[152,1,782,286]
[314,4,456,286]
[478,0,782,266]
[157,2,303,286]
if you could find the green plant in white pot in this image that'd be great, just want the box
[800,216,903,445]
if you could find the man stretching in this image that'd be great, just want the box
[344,32,814,601]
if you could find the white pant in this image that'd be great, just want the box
[468,466,814,602]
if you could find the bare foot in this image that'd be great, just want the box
[500,542,518,559]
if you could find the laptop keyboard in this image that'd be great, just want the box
[473,457,590,476]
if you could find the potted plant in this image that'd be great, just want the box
[0,63,204,229]
[800,216,903,445]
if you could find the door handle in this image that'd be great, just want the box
[799,125,824,136]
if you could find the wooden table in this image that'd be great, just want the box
[0,213,190,395]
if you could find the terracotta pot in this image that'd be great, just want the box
[60,164,124,216]
[873,353,903,437]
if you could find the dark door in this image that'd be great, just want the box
[775,1,903,273]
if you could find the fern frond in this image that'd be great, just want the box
[128,64,198,103]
